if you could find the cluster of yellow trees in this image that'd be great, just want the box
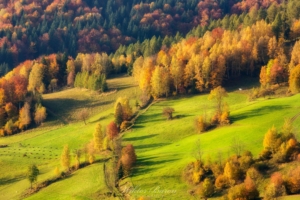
[131,19,300,99]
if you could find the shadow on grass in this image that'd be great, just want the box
[89,114,111,123]
[134,143,170,150]
[223,77,260,92]
[44,98,113,114]
[133,156,179,176]
[174,114,192,119]
[231,105,290,122]
[136,113,164,123]
[110,84,133,90]
[132,125,145,129]
[123,134,158,142]
[0,176,24,186]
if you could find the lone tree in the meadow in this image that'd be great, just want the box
[208,86,228,115]
[77,108,89,125]
[208,86,230,125]
[27,164,39,189]
[61,144,71,171]
[162,107,175,120]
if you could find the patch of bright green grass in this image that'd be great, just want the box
[25,163,114,200]
[122,92,300,199]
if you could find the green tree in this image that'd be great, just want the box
[267,3,278,23]
[272,13,282,40]
[27,164,39,189]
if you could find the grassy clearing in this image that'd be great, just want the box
[1,74,299,199]
[0,75,138,199]
[122,90,300,199]
[43,74,140,122]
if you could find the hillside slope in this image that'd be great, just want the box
[122,91,300,199]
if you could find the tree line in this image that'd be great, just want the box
[0,0,298,73]
[0,52,111,136]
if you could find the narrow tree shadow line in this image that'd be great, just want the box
[133,143,170,150]
[230,105,290,122]
[133,156,179,176]
[123,134,158,142]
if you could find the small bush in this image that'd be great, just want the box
[162,107,175,120]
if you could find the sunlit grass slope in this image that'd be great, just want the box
[122,91,300,199]
[0,75,138,200]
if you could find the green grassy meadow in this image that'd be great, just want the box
[0,75,139,200]
[0,74,300,200]
[122,91,300,199]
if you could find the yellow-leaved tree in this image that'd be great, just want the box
[93,123,104,152]
[61,144,71,171]
[263,126,281,154]
[289,64,300,94]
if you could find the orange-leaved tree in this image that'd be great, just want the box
[106,121,119,140]
[120,144,137,176]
